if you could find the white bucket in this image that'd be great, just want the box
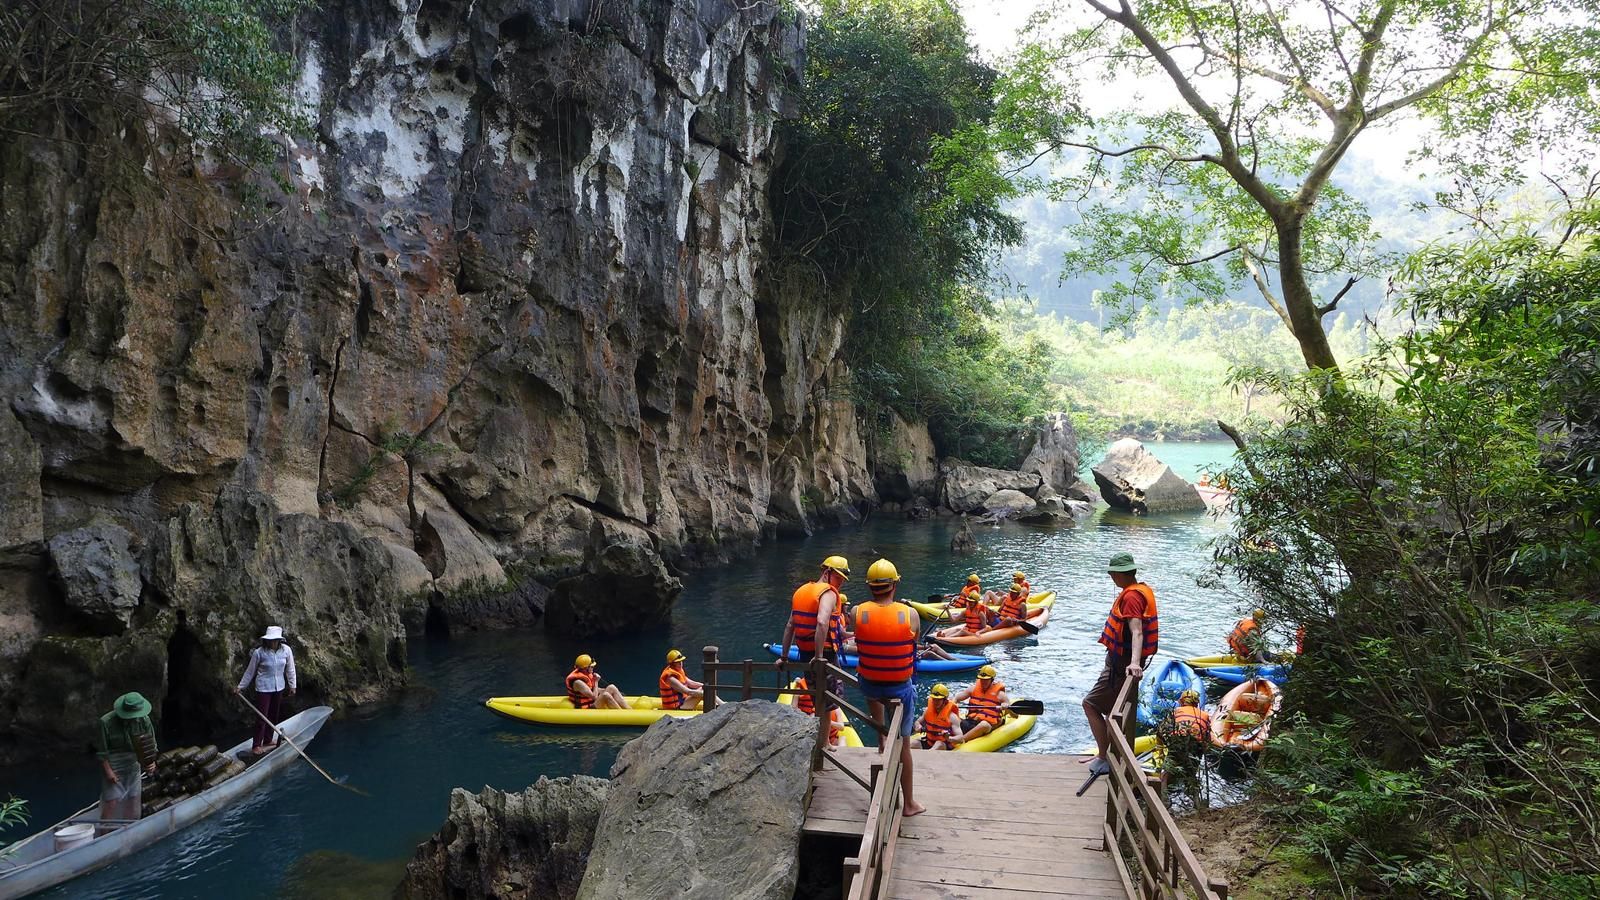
[52,823,96,854]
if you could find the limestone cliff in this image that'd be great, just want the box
[0,0,877,761]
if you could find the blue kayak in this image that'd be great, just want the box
[1202,664,1291,686]
[762,643,988,674]
[1137,658,1207,728]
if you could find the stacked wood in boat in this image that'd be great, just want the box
[140,745,246,816]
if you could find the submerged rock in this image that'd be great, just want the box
[578,701,813,900]
[399,776,609,900]
[950,516,979,553]
[1092,439,1204,514]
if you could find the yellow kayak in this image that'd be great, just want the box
[912,704,1038,753]
[1186,654,1250,669]
[909,591,1055,623]
[777,681,863,747]
[484,695,701,727]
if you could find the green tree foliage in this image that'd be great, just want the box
[1214,212,1600,895]
[0,0,313,164]
[996,0,1600,372]
[772,0,1053,462]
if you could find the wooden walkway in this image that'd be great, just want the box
[806,748,1124,899]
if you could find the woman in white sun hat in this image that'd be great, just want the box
[233,625,296,756]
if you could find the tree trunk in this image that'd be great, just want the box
[1243,384,1254,417]
[1276,217,1341,372]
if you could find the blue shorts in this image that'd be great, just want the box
[859,679,917,736]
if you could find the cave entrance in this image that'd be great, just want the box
[162,612,215,746]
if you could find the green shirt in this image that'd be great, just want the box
[96,711,155,760]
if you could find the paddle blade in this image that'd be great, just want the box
[1018,619,1041,635]
[926,593,951,603]
[1008,699,1044,716]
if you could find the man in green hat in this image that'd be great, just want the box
[1082,552,1160,774]
[96,692,158,831]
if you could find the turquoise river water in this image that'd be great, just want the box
[2,442,1256,899]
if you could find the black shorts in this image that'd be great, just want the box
[1084,651,1130,715]
[960,716,996,732]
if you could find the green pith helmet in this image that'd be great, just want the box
[1107,552,1137,573]
[114,692,152,719]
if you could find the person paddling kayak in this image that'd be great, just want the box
[952,665,1011,740]
[567,654,631,710]
[916,684,965,750]
[983,583,1031,632]
[1082,552,1159,774]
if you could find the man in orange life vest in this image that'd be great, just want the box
[982,570,1029,605]
[984,583,1031,632]
[1082,552,1159,774]
[1227,608,1270,662]
[853,558,926,816]
[916,683,965,750]
[781,556,850,671]
[1166,689,1210,742]
[792,675,849,748]
[952,664,1011,740]
[659,649,707,710]
[566,654,630,710]
[951,573,982,608]
[936,592,993,639]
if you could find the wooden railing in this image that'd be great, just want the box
[699,646,903,899]
[1103,673,1230,900]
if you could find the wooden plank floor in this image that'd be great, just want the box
[805,748,1123,898]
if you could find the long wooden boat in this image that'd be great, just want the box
[0,706,332,899]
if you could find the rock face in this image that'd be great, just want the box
[1018,412,1080,495]
[0,0,891,762]
[46,524,143,634]
[1092,439,1204,514]
[940,463,1045,513]
[399,776,609,900]
[578,701,813,900]
[872,413,939,501]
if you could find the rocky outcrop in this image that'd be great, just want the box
[577,701,813,900]
[872,412,938,501]
[950,517,978,553]
[1018,489,1094,525]
[1093,439,1204,514]
[0,0,893,762]
[46,524,143,634]
[940,463,1045,513]
[1019,412,1080,495]
[982,489,1037,517]
[399,776,609,900]
[544,528,681,637]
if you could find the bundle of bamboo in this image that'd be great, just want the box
[139,745,246,816]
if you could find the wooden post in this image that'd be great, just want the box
[702,646,719,712]
[741,659,754,701]
[810,655,830,772]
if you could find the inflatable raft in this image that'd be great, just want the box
[1211,678,1280,752]
[1136,658,1207,728]
[1184,654,1250,669]
[1202,663,1291,686]
[907,590,1056,623]
[762,643,988,673]
[932,596,1054,646]
[912,701,1038,752]
[777,681,863,747]
[484,695,701,727]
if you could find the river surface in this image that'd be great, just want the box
[2,442,1246,899]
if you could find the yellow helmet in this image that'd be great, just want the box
[1179,689,1200,705]
[1008,584,1022,594]
[1013,571,1026,581]
[575,654,595,668]
[930,684,950,699]
[977,664,997,679]
[821,556,851,580]
[865,559,900,584]
[966,573,980,584]
[1252,608,1266,621]
[666,649,686,664]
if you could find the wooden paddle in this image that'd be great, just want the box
[234,693,368,797]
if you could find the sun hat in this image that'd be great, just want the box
[260,625,284,641]
[1107,552,1137,573]
[114,692,152,719]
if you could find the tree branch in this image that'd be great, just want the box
[1242,248,1294,333]
[1318,277,1359,317]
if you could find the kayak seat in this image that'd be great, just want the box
[1236,692,1271,716]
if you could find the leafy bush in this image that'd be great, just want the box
[1215,214,1600,895]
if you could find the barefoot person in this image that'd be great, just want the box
[853,558,926,816]
[659,649,707,710]
[233,625,296,756]
[952,665,1011,740]
[95,692,157,834]
[937,594,992,639]
[782,556,850,671]
[916,684,965,750]
[1082,552,1159,774]
[567,654,631,710]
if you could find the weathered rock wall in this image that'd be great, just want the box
[0,0,880,761]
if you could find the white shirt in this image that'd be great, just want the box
[238,645,297,693]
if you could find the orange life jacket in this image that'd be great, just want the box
[1013,578,1031,600]
[795,677,816,715]
[999,591,1027,621]
[1172,705,1210,739]
[1099,583,1159,660]
[566,668,598,709]
[967,678,1005,725]
[659,665,691,709]
[957,584,981,607]
[853,602,917,683]
[923,698,957,741]
[1227,618,1259,658]
[790,581,841,654]
[964,601,987,632]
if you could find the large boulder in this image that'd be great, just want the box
[399,776,609,900]
[872,413,938,501]
[939,462,1044,513]
[1017,489,1094,526]
[1018,412,1081,495]
[46,524,142,634]
[1092,439,1204,514]
[982,489,1037,518]
[577,701,813,900]
[950,517,978,554]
